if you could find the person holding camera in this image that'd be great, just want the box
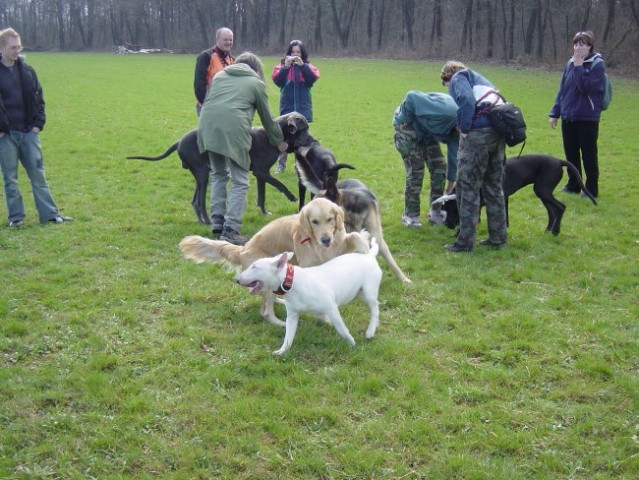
[271,40,320,173]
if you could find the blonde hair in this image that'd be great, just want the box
[0,28,20,47]
[440,60,466,85]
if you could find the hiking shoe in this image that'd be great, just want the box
[275,163,286,174]
[444,242,473,253]
[479,239,507,249]
[9,219,24,227]
[211,215,224,236]
[48,215,73,223]
[219,227,248,246]
[401,214,422,228]
[428,208,447,226]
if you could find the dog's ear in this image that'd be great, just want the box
[323,177,341,204]
[296,203,314,239]
[275,252,292,270]
[287,112,308,134]
[332,204,346,234]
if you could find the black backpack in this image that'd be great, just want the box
[487,102,527,147]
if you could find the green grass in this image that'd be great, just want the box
[1,53,638,479]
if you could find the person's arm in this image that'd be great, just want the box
[549,63,568,126]
[272,63,289,87]
[445,132,459,182]
[449,76,474,135]
[300,63,320,87]
[193,53,209,105]
[254,80,284,148]
[30,67,46,131]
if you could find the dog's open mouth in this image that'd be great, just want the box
[242,280,263,295]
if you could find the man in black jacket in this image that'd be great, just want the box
[0,28,70,227]
[193,27,234,116]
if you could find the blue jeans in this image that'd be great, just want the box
[0,130,60,223]
[207,151,250,232]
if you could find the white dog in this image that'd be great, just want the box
[237,238,382,355]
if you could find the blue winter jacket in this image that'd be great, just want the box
[447,68,495,134]
[272,62,320,122]
[549,53,606,122]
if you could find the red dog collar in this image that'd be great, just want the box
[273,264,294,295]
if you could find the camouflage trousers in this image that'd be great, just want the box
[394,124,446,217]
[455,128,507,248]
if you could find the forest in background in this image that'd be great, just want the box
[2,0,639,73]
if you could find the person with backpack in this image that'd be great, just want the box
[439,60,508,253]
[549,30,607,198]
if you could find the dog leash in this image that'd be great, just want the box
[273,264,295,295]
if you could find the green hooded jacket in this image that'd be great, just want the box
[197,63,283,169]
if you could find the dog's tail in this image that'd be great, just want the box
[127,142,178,162]
[179,235,244,269]
[368,236,379,257]
[331,163,356,174]
[560,161,597,205]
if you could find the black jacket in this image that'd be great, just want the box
[0,54,45,134]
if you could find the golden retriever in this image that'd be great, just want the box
[179,197,370,326]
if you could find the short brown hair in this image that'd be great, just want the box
[440,60,466,86]
[572,30,594,53]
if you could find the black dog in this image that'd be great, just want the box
[294,141,355,210]
[433,154,597,235]
[127,113,309,223]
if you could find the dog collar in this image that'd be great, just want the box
[300,237,311,244]
[273,264,294,295]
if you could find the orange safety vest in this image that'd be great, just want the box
[206,51,234,90]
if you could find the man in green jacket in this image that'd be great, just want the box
[198,52,288,245]
[393,91,459,227]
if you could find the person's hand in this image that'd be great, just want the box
[549,117,558,129]
[277,141,288,153]
[0,132,5,138]
[572,44,588,66]
[293,56,303,66]
[31,127,41,134]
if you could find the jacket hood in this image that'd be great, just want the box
[224,63,260,78]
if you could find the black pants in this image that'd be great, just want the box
[561,119,599,197]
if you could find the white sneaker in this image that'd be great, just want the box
[428,208,447,226]
[401,214,422,228]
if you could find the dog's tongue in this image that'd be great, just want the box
[249,281,263,295]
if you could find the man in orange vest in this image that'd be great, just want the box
[194,27,234,116]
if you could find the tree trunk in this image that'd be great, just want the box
[602,0,616,43]
[376,0,386,49]
[402,0,415,49]
[461,0,474,53]
[55,0,66,50]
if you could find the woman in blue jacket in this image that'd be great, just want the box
[272,40,320,173]
[549,30,606,198]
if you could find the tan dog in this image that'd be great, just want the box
[179,197,370,326]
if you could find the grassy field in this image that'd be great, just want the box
[1,53,638,479]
